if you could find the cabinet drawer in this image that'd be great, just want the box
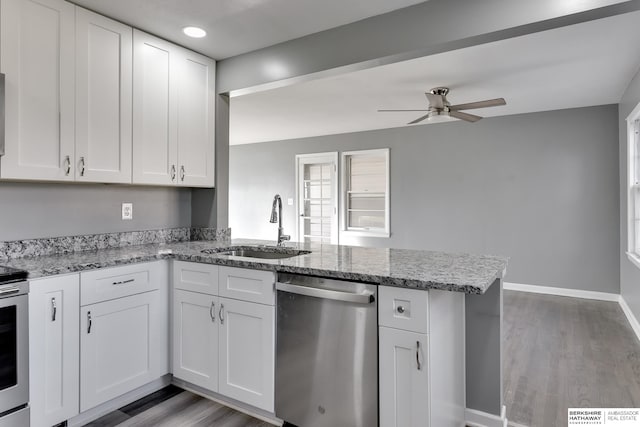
[81,261,165,306]
[173,261,218,295]
[218,266,275,305]
[378,287,429,334]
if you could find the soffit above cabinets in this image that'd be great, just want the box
[229,10,640,145]
[66,0,427,59]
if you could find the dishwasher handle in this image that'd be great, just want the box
[276,281,375,304]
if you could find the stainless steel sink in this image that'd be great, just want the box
[201,246,311,259]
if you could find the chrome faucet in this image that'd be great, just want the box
[269,194,290,247]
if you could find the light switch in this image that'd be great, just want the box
[122,203,133,220]
[287,198,294,206]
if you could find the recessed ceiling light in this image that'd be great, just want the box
[183,26,206,38]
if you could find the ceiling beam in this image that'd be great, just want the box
[218,0,640,96]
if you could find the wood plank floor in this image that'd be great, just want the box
[504,290,640,427]
[83,385,275,427]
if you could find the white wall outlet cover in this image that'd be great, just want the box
[122,203,133,220]
[287,198,294,206]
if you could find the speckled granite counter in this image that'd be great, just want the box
[1,238,508,294]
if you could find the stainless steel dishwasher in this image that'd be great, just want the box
[275,273,377,427]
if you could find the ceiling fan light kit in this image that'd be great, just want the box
[379,87,506,125]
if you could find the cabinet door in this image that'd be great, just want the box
[218,297,274,412]
[80,291,163,411]
[29,274,80,427]
[75,8,132,183]
[379,327,429,427]
[172,290,218,391]
[132,30,178,186]
[176,49,215,187]
[0,0,75,181]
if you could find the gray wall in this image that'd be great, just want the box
[620,67,640,319]
[0,182,191,240]
[230,105,620,293]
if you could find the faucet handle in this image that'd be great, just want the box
[281,235,291,242]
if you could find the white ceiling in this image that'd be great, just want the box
[68,0,426,59]
[230,10,640,145]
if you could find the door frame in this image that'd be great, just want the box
[295,152,339,244]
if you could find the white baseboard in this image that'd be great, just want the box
[466,405,508,427]
[503,282,619,302]
[619,295,640,342]
[67,375,171,427]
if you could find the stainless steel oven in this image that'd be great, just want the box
[0,267,29,426]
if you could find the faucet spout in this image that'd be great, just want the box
[269,194,290,247]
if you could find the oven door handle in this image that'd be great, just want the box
[0,287,20,297]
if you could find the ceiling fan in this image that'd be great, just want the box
[378,87,506,124]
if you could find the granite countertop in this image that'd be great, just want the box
[2,239,508,294]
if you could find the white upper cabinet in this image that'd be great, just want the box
[132,31,177,186]
[0,0,75,181]
[133,30,215,187]
[75,8,132,183]
[176,49,215,187]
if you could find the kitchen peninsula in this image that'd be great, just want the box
[1,229,507,427]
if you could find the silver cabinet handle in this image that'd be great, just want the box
[170,164,176,181]
[180,165,185,182]
[112,279,134,286]
[51,297,57,322]
[87,311,92,334]
[396,305,405,314]
[210,301,215,323]
[79,156,85,176]
[416,341,422,371]
[219,303,224,324]
[64,155,71,176]
[276,282,375,304]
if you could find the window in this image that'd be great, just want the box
[627,102,640,269]
[341,149,390,237]
[296,153,338,244]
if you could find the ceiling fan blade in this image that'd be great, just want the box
[449,110,482,123]
[449,98,506,111]
[378,109,429,112]
[425,93,444,109]
[408,113,431,125]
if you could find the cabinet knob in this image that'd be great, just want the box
[79,157,86,176]
[51,297,57,322]
[170,165,176,181]
[396,305,405,314]
[87,311,92,334]
[180,165,185,182]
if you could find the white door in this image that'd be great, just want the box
[172,290,219,391]
[132,30,178,186]
[75,8,132,183]
[296,152,339,244]
[176,49,216,188]
[218,297,275,412]
[29,275,80,427]
[80,291,163,411]
[379,327,429,427]
[0,0,75,181]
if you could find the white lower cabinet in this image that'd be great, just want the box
[173,290,219,391]
[29,274,80,427]
[379,327,429,427]
[172,262,276,413]
[218,297,275,412]
[378,288,465,427]
[80,289,166,411]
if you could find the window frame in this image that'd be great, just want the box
[340,148,390,237]
[627,101,640,270]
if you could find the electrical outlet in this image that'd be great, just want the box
[122,203,133,220]
[287,198,294,206]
